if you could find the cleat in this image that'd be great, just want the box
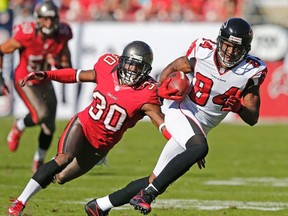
[130,187,157,215]
[8,199,25,216]
[85,199,109,216]
[32,159,44,173]
[7,124,23,152]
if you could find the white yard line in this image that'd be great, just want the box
[204,177,288,187]
[66,199,288,211]
[62,177,288,211]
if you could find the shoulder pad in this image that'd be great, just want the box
[13,22,36,42]
[58,22,73,40]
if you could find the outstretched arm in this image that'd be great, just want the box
[21,69,97,86]
[142,103,171,140]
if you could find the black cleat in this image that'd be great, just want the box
[130,187,157,215]
[85,199,109,216]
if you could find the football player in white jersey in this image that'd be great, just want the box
[84,18,268,216]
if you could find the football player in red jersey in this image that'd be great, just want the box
[7,40,171,216]
[0,1,73,173]
[82,18,268,216]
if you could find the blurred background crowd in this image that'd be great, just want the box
[5,0,288,27]
[1,0,288,120]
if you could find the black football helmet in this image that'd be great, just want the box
[118,41,153,86]
[217,18,253,68]
[34,1,59,36]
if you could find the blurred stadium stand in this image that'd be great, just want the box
[6,0,288,25]
[1,0,288,121]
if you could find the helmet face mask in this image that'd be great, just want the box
[34,1,59,37]
[118,41,153,86]
[217,18,253,68]
[217,38,247,68]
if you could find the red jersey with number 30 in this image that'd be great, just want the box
[77,53,160,151]
[12,22,72,82]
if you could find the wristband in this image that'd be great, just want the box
[158,123,166,133]
[76,69,81,82]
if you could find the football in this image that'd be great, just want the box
[167,71,190,97]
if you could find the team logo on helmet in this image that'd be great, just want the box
[229,35,242,45]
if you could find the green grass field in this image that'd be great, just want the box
[1,116,288,216]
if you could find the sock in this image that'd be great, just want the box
[17,179,42,204]
[16,118,26,131]
[32,159,63,188]
[33,148,47,161]
[146,183,159,192]
[109,176,149,207]
[96,196,114,211]
[39,130,53,150]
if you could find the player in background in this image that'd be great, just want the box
[84,18,268,216]
[0,0,73,173]
[7,40,172,216]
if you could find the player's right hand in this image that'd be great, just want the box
[21,71,46,87]
[157,78,184,101]
[0,75,9,95]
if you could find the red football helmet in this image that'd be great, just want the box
[118,41,153,86]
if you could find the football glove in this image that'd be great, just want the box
[21,71,46,87]
[197,158,206,169]
[222,89,242,113]
[0,74,9,95]
[157,78,184,101]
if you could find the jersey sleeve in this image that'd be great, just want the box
[186,38,199,58]
[247,56,268,87]
[148,90,162,105]
[12,22,36,45]
[142,77,162,106]
[94,53,119,82]
[186,38,216,60]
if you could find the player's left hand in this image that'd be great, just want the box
[0,75,9,95]
[197,158,206,169]
[21,71,46,87]
[47,54,60,69]
[157,78,184,101]
[223,89,242,113]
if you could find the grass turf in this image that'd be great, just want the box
[1,116,288,216]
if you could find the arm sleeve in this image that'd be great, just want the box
[46,68,78,83]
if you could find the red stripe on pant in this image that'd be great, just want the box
[57,115,78,154]
[14,80,39,124]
